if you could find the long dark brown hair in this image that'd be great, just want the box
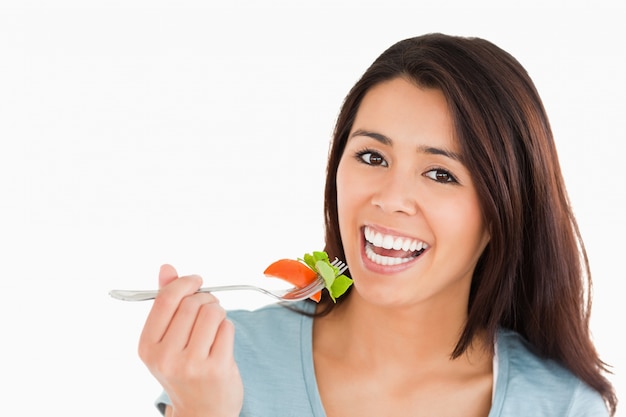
[321,33,616,414]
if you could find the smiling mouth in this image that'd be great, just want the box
[363,226,428,266]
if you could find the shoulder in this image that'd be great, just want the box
[225,301,315,371]
[226,301,320,415]
[226,301,314,348]
[492,329,608,417]
[226,301,312,376]
[227,300,315,325]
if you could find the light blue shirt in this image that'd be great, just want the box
[156,301,608,416]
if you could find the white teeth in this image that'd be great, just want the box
[363,226,427,256]
[373,232,384,247]
[365,245,414,266]
[382,235,394,249]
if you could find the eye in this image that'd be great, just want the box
[424,168,458,184]
[356,150,388,167]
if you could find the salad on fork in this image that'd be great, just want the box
[109,251,352,303]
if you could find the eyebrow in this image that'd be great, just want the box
[350,129,462,162]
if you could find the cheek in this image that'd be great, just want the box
[336,157,355,200]
[336,161,352,222]
[435,197,488,250]
[336,159,363,235]
[337,158,372,202]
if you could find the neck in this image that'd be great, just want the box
[315,291,486,367]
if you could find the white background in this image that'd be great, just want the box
[1,1,624,416]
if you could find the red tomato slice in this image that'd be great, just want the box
[263,259,322,302]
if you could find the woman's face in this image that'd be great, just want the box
[336,77,490,308]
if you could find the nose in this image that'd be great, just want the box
[370,169,419,215]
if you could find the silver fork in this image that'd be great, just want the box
[109,258,348,302]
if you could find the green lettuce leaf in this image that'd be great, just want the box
[329,274,352,301]
[299,250,353,302]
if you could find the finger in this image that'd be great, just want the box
[160,292,219,351]
[139,275,203,345]
[186,301,227,358]
[159,264,178,289]
[209,318,236,361]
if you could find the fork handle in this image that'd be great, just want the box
[109,285,259,302]
[109,289,160,301]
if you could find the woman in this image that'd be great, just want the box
[139,33,617,416]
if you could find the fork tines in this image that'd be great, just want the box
[289,258,348,298]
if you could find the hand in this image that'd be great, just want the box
[138,264,243,417]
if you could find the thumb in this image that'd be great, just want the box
[158,264,179,289]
